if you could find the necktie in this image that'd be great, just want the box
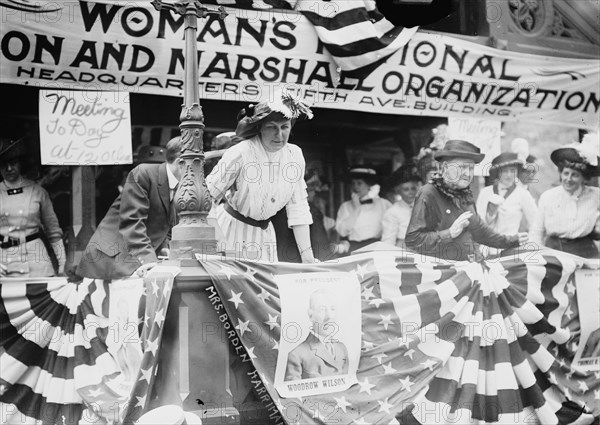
[360,199,373,205]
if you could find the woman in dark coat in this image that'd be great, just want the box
[405,140,528,262]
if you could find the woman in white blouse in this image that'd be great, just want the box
[335,167,391,254]
[206,93,315,263]
[476,152,537,256]
[381,167,421,248]
[529,139,600,258]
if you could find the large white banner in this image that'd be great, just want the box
[1,1,598,128]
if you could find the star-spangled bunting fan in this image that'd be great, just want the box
[202,249,599,425]
[0,269,177,424]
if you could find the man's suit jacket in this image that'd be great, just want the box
[77,163,173,280]
[284,333,349,381]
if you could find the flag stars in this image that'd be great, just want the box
[135,393,147,408]
[334,396,352,413]
[87,387,104,398]
[244,266,257,282]
[377,398,393,415]
[369,298,385,308]
[154,308,166,328]
[146,337,159,356]
[228,290,244,309]
[371,352,388,364]
[219,265,236,280]
[399,376,414,392]
[257,288,271,303]
[362,340,375,350]
[421,359,437,371]
[378,314,394,330]
[151,279,160,296]
[382,362,397,374]
[272,340,279,351]
[398,337,412,350]
[236,318,251,337]
[358,378,376,395]
[140,367,153,384]
[362,286,375,301]
[404,349,415,360]
[246,346,257,360]
[354,263,368,280]
[564,306,574,319]
[548,372,557,385]
[265,314,280,330]
[577,380,589,393]
[565,281,576,294]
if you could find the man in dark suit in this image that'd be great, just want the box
[284,289,349,381]
[77,137,182,280]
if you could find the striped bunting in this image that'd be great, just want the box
[0,269,177,424]
[203,249,598,424]
[297,0,418,78]
[204,0,418,78]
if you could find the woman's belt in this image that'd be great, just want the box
[0,232,42,249]
[224,203,271,230]
[547,234,592,243]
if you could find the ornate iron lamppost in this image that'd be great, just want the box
[151,0,227,260]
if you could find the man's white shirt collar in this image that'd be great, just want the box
[166,163,179,190]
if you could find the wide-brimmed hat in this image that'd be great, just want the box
[490,152,524,170]
[346,166,378,185]
[550,138,600,176]
[235,91,313,139]
[386,165,421,188]
[136,145,167,164]
[212,131,244,151]
[0,137,27,163]
[434,140,485,164]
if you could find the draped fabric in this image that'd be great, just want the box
[203,249,599,424]
[0,268,177,424]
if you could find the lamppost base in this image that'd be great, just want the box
[170,224,218,261]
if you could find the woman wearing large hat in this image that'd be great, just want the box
[206,91,316,263]
[405,140,527,261]
[0,137,66,277]
[334,166,392,254]
[530,135,600,258]
[475,152,538,250]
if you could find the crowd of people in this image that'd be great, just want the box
[1,92,599,279]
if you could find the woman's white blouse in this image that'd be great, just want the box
[206,137,312,227]
[530,185,600,243]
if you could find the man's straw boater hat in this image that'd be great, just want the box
[235,91,313,139]
[434,140,485,164]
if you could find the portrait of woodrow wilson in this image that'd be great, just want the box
[284,288,349,381]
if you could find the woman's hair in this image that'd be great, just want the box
[558,160,591,179]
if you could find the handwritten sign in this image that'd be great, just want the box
[39,90,132,165]
[448,117,502,176]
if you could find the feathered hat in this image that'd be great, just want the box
[235,91,313,139]
[551,133,600,177]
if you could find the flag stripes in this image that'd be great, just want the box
[204,249,598,424]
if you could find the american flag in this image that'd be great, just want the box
[0,269,177,424]
[198,0,417,78]
[203,249,599,424]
